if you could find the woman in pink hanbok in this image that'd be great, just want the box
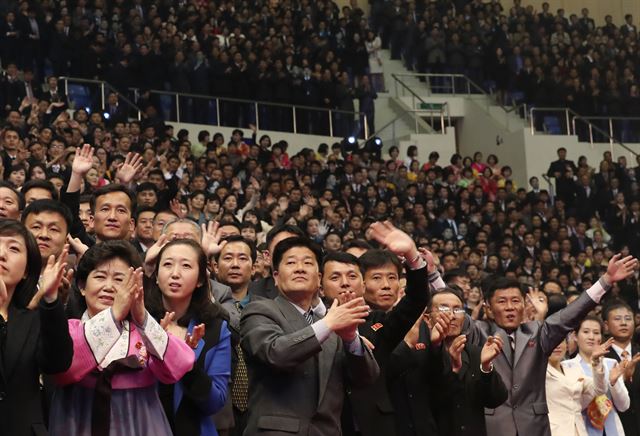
[49,241,195,436]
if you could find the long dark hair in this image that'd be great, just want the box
[0,220,41,309]
[146,239,227,326]
[67,240,142,319]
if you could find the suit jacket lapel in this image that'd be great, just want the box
[274,296,310,333]
[5,305,35,379]
[493,325,513,367]
[513,326,531,368]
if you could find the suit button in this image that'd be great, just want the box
[408,393,413,398]
[346,389,352,395]
[460,426,465,431]
[0,392,5,401]
[513,405,518,409]
[513,384,519,390]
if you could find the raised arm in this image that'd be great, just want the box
[540,254,638,355]
[367,221,430,345]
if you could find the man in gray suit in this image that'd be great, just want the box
[457,254,637,436]
[240,236,379,435]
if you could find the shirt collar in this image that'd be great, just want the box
[612,342,632,358]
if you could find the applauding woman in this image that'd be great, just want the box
[0,220,72,436]
[562,316,630,436]
[49,241,195,436]
[148,239,231,436]
[546,336,608,436]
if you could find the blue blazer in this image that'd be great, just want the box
[162,318,232,436]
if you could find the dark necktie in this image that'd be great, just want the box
[304,310,314,325]
[232,301,249,412]
[91,355,143,436]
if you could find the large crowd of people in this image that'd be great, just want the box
[382,0,639,117]
[1,1,640,436]
[0,0,384,135]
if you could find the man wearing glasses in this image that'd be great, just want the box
[604,301,640,435]
[387,287,508,436]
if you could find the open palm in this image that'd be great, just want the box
[72,144,94,175]
[606,254,638,283]
[367,221,416,257]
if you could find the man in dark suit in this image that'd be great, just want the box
[518,232,540,261]
[102,92,129,126]
[320,221,437,436]
[546,147,577,178]
[455,254,638,436]
[604,300,640,436]
[388,287,508,436]
[575,174,597,222]
[240,237,379,435]
[131,206,155,255]
[42,76,67,119]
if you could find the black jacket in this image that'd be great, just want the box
[607,344,640,436]
[342,265,430,436]
[387,322,440,436]
[0,299,73,436]
[430,342,508,436]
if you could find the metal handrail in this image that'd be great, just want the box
[367,106,450,142]
[59,76,370,138]
[574,116,640,146]
[128,87,369,138]
[529,107,638,157]
[391,72,529,122]
[390,76,451,131]
[59,76,143,120]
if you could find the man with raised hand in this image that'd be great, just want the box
[320,221,439,436]
[63,144,144,246]
[455,254,638,436]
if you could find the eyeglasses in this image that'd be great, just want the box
[435,306,466,316]
[612,316,634,322]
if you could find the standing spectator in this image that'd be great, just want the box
[365,30,385,92]
[356,75,377,137]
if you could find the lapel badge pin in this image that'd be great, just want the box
[371,323,383,331]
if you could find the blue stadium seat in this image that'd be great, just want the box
[543,116,562,135]
[66,84,92,110]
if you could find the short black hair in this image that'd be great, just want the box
[547,293,568,317]
[321,251,361,274]
[272,236,323,272]
[22,179,58,201]
[485,277,525,302]
[21,199,73,231]
[136,182,157,194]
[343,239,372,252]
[359,249,402,275]
[217,235,257,262]
[90,183,135,213]
[0,180,24,210]
[443,269,469,284]
[266,223,305,248]
[134,206,156,223]
[603,299,634,321]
